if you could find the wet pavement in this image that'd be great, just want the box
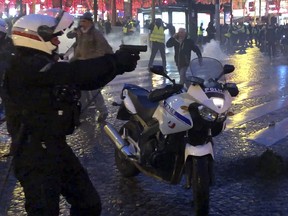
[1,43,288,215]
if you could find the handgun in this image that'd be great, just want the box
[119,44,147,53]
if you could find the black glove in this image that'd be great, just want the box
[114,50,140,73]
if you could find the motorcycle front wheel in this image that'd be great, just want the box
[114,122,140,177]
[192,155,211,216]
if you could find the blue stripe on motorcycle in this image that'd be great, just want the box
[175,112,192,126]
[163,101,192,126]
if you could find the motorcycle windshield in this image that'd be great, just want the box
[187,57,225,84]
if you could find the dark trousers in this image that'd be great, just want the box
[267,41,276,57]
[13,136,101,216]
[148,41,166,69]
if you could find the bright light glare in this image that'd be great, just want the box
[212,97,224,108]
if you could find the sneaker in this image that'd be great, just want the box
[97,112,108,122]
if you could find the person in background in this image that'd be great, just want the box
[105,19,112,35]
[236,22,247,54]
[97,18,105,33]
[206,21,216,43]
[0,18,14,64]
[67,12,113,122]
[197,22,204,50]
[166,27,202,86]
[0,18,15,121]
[166,23,176,37]
[2,10,139,216]
[122,18,135,36]
[265,20,278,59]
[148,18,168,71]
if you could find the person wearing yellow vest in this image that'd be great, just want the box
[148,18,168,71]
[197,22,204,46]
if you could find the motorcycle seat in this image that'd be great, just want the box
[126,87,158,122]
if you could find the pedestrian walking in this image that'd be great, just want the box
[148,18,168,71]
[1,9,139,216]
[166,27,202,86]
[67,11,113,122]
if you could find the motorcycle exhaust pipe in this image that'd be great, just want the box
[104,122,135,160]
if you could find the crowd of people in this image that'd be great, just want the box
[219,19,287,58]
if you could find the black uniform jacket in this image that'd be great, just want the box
[4,50,120,137]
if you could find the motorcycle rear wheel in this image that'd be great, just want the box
[192,155,210,216]
[114,122,140,177]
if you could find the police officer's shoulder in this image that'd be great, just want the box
[14,48,53,72]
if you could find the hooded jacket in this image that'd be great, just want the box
[67,25,113,61]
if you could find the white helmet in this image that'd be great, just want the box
[0,19,8,34]
[12,9,74,54]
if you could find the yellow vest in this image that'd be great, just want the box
[150,26,165,43]
[198,27,203,36]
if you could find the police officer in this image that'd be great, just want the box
[3,9,140,216]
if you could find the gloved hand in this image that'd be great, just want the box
[114,50,140,73]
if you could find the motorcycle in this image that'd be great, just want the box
[104,57,239,215]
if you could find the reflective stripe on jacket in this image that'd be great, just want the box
[150,26,165,43]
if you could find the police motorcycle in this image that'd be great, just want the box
[104,57,239,216]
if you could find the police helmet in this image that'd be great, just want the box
[11,9,74,54]
[0,19,8,34]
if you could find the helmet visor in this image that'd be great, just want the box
[37,8,74,36]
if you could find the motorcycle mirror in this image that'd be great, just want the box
[149,65,175,84]
[223,64,235,74]
[225,83,239,97]
[215,64,235,82]
[149,65,164,75]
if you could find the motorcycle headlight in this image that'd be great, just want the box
[198,106,218,122]
[212,97,224,109]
